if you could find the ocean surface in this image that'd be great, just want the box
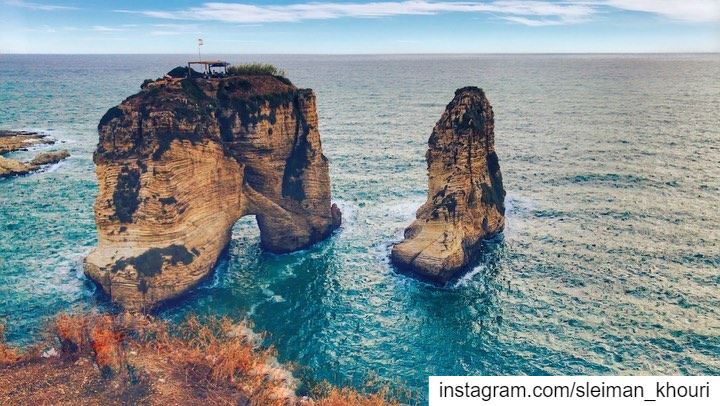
[1,54,719,399]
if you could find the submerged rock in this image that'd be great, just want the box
[391,87,505,283]
[85,74,341,310]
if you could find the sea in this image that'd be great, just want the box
[1,54,719,400]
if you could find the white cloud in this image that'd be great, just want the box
[120,1,720,27]
[129,1,596,26]
[22,24,78,32]
[602,0,720,22]
[149,30,184,36]
[502,15,572,26]
[91,25,125,32]
[10,0,718,28]
[4,0,77,11]
[152,23,200,30]
[148,23,200,36]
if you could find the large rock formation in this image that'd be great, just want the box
[85,73,341,310]
[391,87,505,283]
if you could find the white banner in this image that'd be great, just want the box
[429,376,720,405]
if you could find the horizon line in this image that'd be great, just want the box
[3,52,719,56]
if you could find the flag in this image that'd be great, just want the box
[198,39,203,46]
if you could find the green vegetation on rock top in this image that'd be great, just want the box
[227,63,286,77]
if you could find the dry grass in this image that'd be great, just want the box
[0,324,21,365]
[227,63,286,77]
[0,313,399,406]
[53,313,125,374]
[151,315,296,405]
[314,388,399,406]
[89,315,124,371]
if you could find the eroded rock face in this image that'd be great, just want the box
[391,87,505,283]
[85,75,341,310]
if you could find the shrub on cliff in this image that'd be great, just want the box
[0,324,21,365]
[227,63,285,77]
[227,63,292,85]
[166,66,202,78]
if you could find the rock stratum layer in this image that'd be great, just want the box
[391,87,505,283]
[85,74,341,310]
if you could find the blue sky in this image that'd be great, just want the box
[1,0,719,53]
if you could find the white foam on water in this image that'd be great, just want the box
[332,198,358,226]
[44,162,62,173]
[453,264,487,288]
[365,195,427,264]
[66,247,93,280]
[385,195,425,220]
[199,259,225,289]
[261,285,276,299]
[247,302,259,317]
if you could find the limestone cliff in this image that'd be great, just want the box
[85,74,341,310]
[391,87,505,283]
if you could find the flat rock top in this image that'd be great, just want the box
[0,130,45,138]
[139,74,297,101]
[100,75,303,130]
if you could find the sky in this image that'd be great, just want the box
[1,0,719,53]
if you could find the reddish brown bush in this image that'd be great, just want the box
[314,387,398,406]
[89,316,124,371]
[54,313,91,356]
[0,324,21,365]
[3,313,399,405]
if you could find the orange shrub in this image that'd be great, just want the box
[0,324,21,365]
[54,314,90,355]
[315,388,398,406]
[211,338,258,381]
[89,316,124,371]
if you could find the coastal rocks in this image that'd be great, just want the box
[391,87,505,283]
[0,131,69,178]
[0,130,55,154]
[84,73,341,310]
[30,150,71,166]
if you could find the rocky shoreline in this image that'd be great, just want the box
[0,130,70,178]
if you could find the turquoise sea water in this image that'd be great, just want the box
[1,54,719,399]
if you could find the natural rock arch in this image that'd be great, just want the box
[85,75,341,310]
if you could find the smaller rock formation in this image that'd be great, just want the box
[30,150,71,166]
[0,130,69,178]
[391,87,505,283]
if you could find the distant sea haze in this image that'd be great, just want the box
[0,54,719,402]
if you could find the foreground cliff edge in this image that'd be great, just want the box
[0,313,399,405]
[85,71,341,310]
[391,87,505,283]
